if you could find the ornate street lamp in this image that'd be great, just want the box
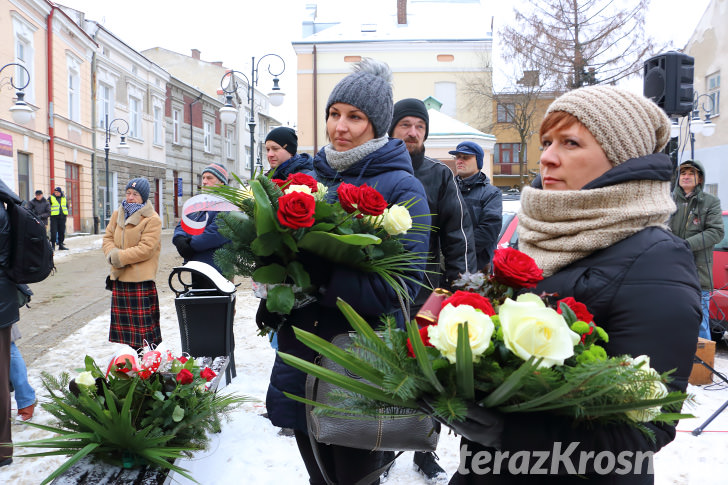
[668,91,716,162]
[103,114,130,226]
[219,54,286,180]
[1,62,34,124]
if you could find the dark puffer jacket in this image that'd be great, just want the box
[668,159,724,291]
[265,138,431,431]
[456,171,502,271]
[454,154,701,485]
[0,179,20,329]
[411,151,477,311]
[269,153,315,179]
[173,211,230,273]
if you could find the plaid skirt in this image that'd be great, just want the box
[110,280,162,349]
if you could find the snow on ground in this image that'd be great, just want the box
[1,235,727,483]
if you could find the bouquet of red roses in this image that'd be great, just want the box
[210,172,428,315]
[278,247,691,435]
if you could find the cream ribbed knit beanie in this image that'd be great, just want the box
[545,85,671,166]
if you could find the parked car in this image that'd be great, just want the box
[498,193,520,250]
[709,210,728,341]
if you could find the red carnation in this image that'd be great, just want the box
[356,184,388,216]
[337,183,360,213]
[277,191,316,229]
[176,369,194,385]
[442,291,495,316]
[492,248,544,289]
[407,325,434,358]
[200,367,217,382]
[557,297,594,324]
[286,173,318,192]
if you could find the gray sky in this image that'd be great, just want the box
[58,0,711,125]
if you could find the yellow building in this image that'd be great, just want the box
[293,1,493,154]
[1,0,96,233]
[490,91,558,190]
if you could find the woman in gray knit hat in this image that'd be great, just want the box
[449,86,701,484]
[261,58,431,485]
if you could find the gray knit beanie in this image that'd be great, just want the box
[325,58,393,138]
[545,85,671,166]
[126,177,150,203]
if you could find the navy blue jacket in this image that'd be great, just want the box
[269,153,314,179]
[173,210,230,273]
[459,154,701,484]
[456,171,502,271]
[266,138,431,431]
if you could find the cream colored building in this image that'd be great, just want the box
[1,0,97,233]
[293,0,493,154]
[684,0,727,205]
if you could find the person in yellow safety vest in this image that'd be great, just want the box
[49,187,69,250]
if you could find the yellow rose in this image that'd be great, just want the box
[382,205,412,236]
[499,294,581,368]
[624,355,669,422]
[284,184,313,195]
[427,303,495,363]
[76,371,96,388]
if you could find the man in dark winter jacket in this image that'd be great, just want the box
[451,141,502,272]
[172,163,231,282]
[264,126,314,179]
[669,159,724,340]
[389,98,478,480]
[28,190,51,227]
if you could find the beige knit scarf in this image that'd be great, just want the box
[518,180,676,277]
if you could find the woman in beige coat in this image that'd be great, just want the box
[102,177,162,349]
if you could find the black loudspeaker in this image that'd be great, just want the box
[643,51,694,116]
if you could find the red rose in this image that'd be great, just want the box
[356,184,387,216]
[277,191,316,229]
[178,356,188,364]
[176,369,194,385]
[272,178,287,189]
[286,173,318,193]
[557,297,594,324]
[137,369,152,380]
[492,248,544,289]
[200,367,217,382]
[442,291,495,316]
[407,325,434,358]
[337,183,360,213]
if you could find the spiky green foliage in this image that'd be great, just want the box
[214,211,257,279]
[13,356,254,484]
[279,299,694,438]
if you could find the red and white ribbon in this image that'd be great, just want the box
[180,194,239,235]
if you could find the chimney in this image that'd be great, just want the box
[191,49,201,60]
[397,0,407,25]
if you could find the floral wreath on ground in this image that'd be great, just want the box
[277,247,692,438]
[14,346,252,484]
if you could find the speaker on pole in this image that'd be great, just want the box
[643,51,694,116]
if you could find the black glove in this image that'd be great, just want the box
[173,235,195,260]
[419,397,504,449]
[255,300,285,332]
[297,250,333,289]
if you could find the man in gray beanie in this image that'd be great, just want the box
[172,163,230,278]
[450,141,502,272]
[390,98,477,480]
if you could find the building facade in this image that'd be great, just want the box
[293,0,494,154]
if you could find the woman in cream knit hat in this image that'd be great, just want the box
[451,86,702,484]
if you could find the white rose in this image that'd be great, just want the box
[76,371,96,388]
[382,205,412,236]
[624,355,669,422]
[284,184,313,195]
[427,303,495,364]
[499,294,581,368]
